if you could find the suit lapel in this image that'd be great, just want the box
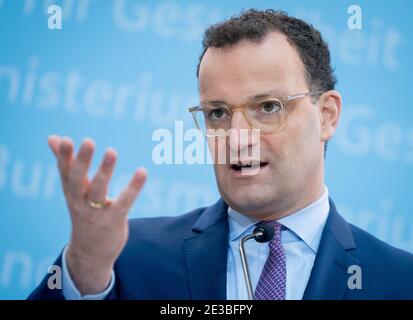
[303,198,359,300]
[183,199,229,299]
[183,197,359,300]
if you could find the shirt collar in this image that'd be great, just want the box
[227,186,330,253]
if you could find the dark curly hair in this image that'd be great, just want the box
[196,9,336,156]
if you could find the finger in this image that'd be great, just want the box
[48,135,61,157]
[67,138,95,196]
[114,168,147,214]
[87,148,117,202]
[57,137,74,179]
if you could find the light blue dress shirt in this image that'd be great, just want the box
[226,187,329,300]
[62,187,330,300]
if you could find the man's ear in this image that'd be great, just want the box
[318,90,342,142]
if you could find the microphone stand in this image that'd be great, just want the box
[239,232,262,300]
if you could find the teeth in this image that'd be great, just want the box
[231,161,266,171]
[241,161,257,166]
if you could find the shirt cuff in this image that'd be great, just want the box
[61,246,115,300]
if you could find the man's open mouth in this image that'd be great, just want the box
[230,161,268,171]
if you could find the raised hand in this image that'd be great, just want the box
[48,135,147,295]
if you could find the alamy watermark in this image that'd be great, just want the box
[47,4,62,30]
[47,265,62,290]
[347,265,362,290]
[152,121,262,176]
[347,4,362,30]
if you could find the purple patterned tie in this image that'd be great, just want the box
[254,221,286,300]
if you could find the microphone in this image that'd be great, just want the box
[239,224,274,300]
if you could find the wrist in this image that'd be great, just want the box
[66,244,114,295]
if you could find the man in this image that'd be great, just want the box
[29,9,413,300]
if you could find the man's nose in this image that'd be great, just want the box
[228,111,260,155]
[231,110,250,132]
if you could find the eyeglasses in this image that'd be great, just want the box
[188,91,322,138]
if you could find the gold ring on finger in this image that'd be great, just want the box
[86,198,105,209]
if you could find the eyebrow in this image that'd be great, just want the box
[201,89,287,105]
[252,89,286,99]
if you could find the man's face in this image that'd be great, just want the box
[198,31,327,219]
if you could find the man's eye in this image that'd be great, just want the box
[207,108,229,120]
[259,101,282,114]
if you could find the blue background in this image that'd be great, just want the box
[0,0,412,299]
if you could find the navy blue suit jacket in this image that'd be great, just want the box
[28,198,413,300]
